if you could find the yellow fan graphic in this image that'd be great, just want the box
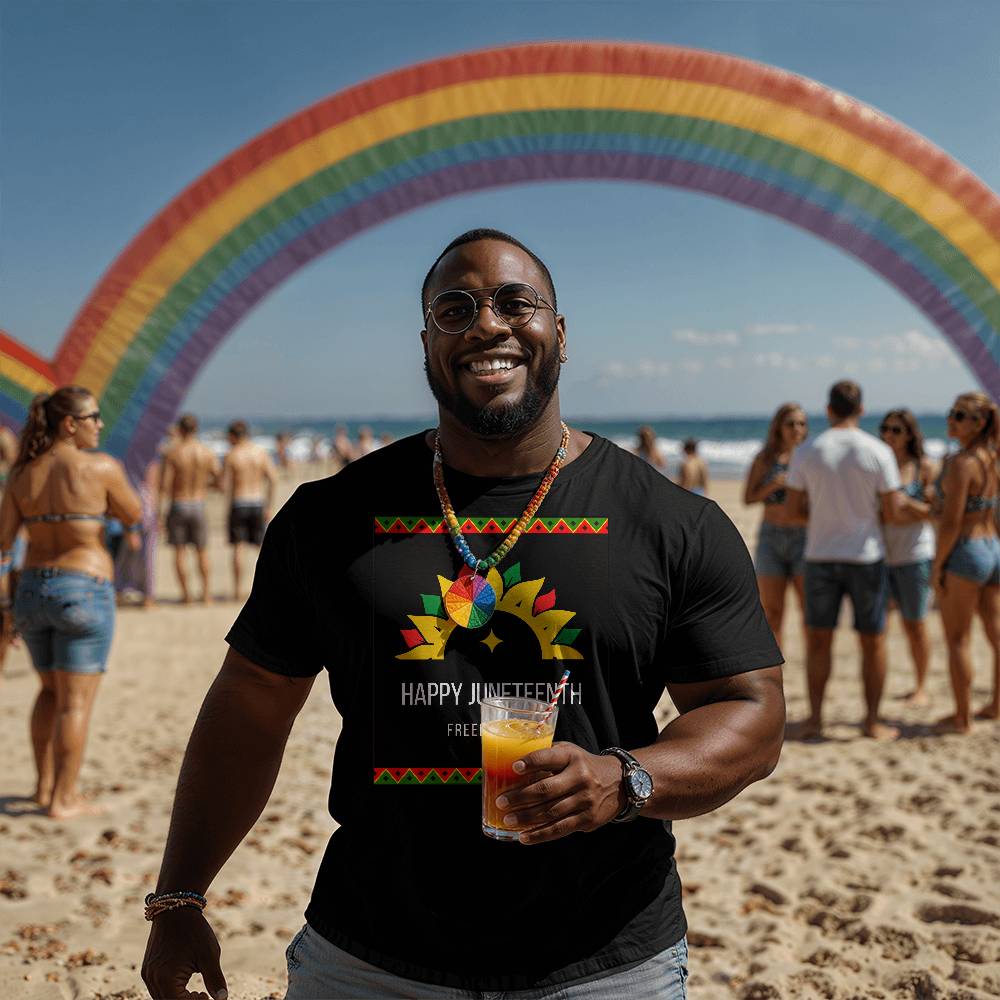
[396,563,583,662]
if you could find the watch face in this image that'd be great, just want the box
[628,768,653,800]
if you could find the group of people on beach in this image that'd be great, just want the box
[158,414,278,604]
[2,226,998,998]
[742,380,999,738]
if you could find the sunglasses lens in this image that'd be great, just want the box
[949,410,967,422]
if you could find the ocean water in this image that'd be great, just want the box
[200,414,954,480]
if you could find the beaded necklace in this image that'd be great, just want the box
[433,422,570,628]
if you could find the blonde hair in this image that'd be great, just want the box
[956,392,1000,453]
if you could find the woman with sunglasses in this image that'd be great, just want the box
[0,386,142,817]
[744,403,809,646]
[878,409,936,706]
[934,392,1000,732]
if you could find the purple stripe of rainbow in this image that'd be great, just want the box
[125,151,997,477]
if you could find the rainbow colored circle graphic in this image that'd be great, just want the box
[444,575,496,629]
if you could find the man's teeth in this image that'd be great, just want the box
[467,359,519,374]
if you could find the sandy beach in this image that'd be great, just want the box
[1,469,998,1000]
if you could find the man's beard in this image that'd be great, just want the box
[424,351,560,438]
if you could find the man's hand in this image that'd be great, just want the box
[496,742,624,845]
[142,907,228,1000]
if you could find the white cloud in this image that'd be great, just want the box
[873,328,956,364]
[680,359,705,374]
[596,358,674,381]
[751,351,802,370]
[814,354,837,369]
[745,322,814,336]
[715,355,736,369]
[672,328,741,346]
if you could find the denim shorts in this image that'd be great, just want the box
[755,522,807,579]
[284,924,688,999]
[13,568,115,674]
[804,560,889,634]
[887,560,933,621]
[944,536,1000,586]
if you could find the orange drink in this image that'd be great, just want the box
[480,697,557,841]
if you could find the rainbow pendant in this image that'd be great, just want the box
[443,574,497,629]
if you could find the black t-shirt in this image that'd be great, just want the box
[226,432,781,991]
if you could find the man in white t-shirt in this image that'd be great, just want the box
[785,381,902,740]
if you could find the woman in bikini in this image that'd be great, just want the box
[934,392,1000,732]
[743,402,809,648]
[0,387,142,817]
[879,409,936,706]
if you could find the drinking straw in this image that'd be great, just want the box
[539,670,571,726]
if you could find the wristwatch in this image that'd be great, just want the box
[600,746,654,823]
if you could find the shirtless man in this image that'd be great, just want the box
[678,438,709,496]
[222,421,278,601]
[160,414,220,604]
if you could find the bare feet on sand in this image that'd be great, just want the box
[974,702,1000,720]
[932,714,971,735]
[47,798,105,820]
[785,718,823,741]
[903,689,929,707]
[862,720,900,741]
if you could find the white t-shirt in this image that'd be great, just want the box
[787,426,900,563]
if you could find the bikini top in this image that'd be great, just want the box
[934,454,998,513]
[900,478,926,502]
[22,512,106,525]
[965,494,998,513]
[762,461,789,506]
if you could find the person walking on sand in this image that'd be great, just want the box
[744,403,809,648]
[878,409,937,707]
[160,414,219,604]
[784,381,902,740]
[678,438,708,495]
[632,424,668,474]
[222,421,278,601]
[933,392,1000,732]
[0,387,141,818]
[142,228,784,1000]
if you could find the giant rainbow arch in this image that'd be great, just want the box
[3,41,1000,478]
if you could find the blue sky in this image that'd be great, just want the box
[2,0,999,419]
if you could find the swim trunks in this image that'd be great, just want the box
[228,501,266,545]
[166,500,207,548]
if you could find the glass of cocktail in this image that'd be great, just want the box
[480,697,557,842]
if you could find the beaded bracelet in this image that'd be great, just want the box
[144,890,208,921]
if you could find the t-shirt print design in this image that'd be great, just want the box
[372,513,608,786]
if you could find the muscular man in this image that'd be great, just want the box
[143,230,784,1000]
[222,421,278,601]
[160,414,220,605]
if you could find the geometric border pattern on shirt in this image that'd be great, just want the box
[375,515,608,535]
[373,767,482,785]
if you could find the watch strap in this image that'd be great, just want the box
[600,746,650,823]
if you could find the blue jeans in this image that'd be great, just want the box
[804,560,888,634]
[13,568,116,674]
[284,924,688,999]
[944,536,1000,586]
[887,560,933,621]
[755,523,806,579]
